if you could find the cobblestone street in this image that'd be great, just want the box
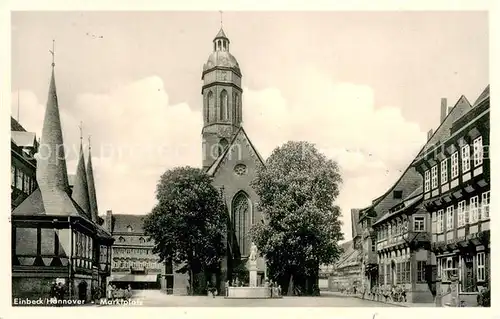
[103,290,398,307]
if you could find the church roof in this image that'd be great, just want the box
[205,126,265,177]
[203,51,241,74]
[214,28,228,40]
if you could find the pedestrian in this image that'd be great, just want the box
[225,281,229,297]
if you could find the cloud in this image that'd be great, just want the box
[12,68,426,241]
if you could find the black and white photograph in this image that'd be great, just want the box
[4,5,493,312]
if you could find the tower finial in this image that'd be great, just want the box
[79,121,83,142]
[219,10,223,28]
[49,39,55,67]
[88,135,92,150]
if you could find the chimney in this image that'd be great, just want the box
[427,129,433,141]
[105,210,113,232]
[440,98,448,123]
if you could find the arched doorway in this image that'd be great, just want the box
[232,191,252,256]
[78,281,88,301]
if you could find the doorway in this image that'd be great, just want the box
[78,281,88,302]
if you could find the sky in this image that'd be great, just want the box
[11,11,489,241]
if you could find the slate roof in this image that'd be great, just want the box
[11,117,26,132]
[72,143,92,220]
[205,126,265,176]
[334,240,361,269]
[214,28,228,39]
[86,145,99,222]
[12,66,87,221]
[111,214,147,234]
[350,209,361,239]
[363,94,474,225]
[473,85,489,107]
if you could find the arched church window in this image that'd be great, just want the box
[218,40,222,50]
[220,90,228,121]
[223,41,227,51]
[207,91,214,122]
[235,93,240,123]
[206,91,213,122]
[232,192,251,256]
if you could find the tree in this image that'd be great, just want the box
[143,166,227,295]
[250,141,344,295]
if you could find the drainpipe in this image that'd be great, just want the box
[68,217,73,299]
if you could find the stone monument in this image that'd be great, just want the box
[249,242,258,287]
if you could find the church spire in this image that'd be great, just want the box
[72,122,91,219]
[36,40,70,193]
[86,135,99,222]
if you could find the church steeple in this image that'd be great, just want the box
[86,136,99,222]
[201,23,244,170]
[37,41,70,193]
[71,123,91,219]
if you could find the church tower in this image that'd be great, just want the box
[201,27,243,170]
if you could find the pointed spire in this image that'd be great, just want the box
[36,41,70,193]
[86,135,99,222]
[72,126,91,219]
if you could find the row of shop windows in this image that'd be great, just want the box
[433,191,490,233]
[438,252,487,292]
[424,136,484,193]
[378,261,412,285]
[11,165,36,195]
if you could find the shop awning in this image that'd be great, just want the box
[109,274,158,283]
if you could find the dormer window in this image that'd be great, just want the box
[139,237,145,243]
[127,225,133,232]
[118,236,125,243]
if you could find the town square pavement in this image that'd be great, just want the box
[104,290,397,307]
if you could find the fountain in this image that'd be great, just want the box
[225,243,279,299]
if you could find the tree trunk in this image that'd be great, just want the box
[287,273,294,296]
[190,268,194,296]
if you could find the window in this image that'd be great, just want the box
[436,210,444,233]
[431,212,437,234]
[371,237,376,252]
[414,216,425,232]
[393,190,403,199]
[405,261,411,283]
[451,152,459,178]
[118,236,125,243]
[16,169,23,190]
[431,165,438,189]
[482,191,490,220]
[473,136,483,166]
[477,252,485,282]
[127,225,133,232]
[441,159,448,184]
[11,166,15,187]
[461,144,470,173]
[441,256,458,281]
[417,261,426,283]
[446,206,454,231]
[424,170,430,192]
[396,263,401,284]
[139,237,145,244]
[23,175,30,193]
[457,201,465,227]
[470,196,479,223]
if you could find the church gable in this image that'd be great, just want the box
[206,127,264,177]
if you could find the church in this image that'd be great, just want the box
[200,27,267,291]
